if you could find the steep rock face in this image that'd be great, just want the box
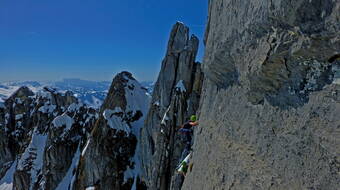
[42,103,97,190]
[0,87,35,186]
[140,22,203,190]
[73,71,150,190]
[0,87,97,190]
[183,0,340,189]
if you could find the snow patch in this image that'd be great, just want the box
[56,145,81,190]
[112,107,123,113]
[333,78,340,84]
[103,109,130,133]
[38,103,56,113]
[84,114,95,125]
[333,64,340,85]
[16,121,22,127]
[153,101,160,106]
[123,165,135,182]
[4,113,9,125]
[0,161,17,190]
[36,90,53,100]
[67,102,83,112]
[0,183,12,190]
[175,80,186,92]
[15,98,23,104]
[85,96,103,109]
[15,114,23,120]
[161,106,171,125]
[81,139,91,156]
[52,113,74,131]
[17,129,47,190]
[124,78,150,115]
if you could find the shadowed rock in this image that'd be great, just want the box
[140,22,203,190]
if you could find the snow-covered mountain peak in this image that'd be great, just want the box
[102,71,150,114]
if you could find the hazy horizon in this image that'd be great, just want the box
[0,76,155,83]
[0,0,207,82]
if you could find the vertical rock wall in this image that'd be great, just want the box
[183,0,340,189]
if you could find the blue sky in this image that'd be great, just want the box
[0,0,207,82]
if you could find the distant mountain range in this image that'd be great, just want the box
[0,79,154,108]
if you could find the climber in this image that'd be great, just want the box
[176,115,198,176]
[178,115,199,151]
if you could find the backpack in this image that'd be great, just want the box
[182,121,192,130]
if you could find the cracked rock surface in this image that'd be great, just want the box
[182,0,340,189]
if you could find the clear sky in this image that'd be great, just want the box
[0,0,207,82]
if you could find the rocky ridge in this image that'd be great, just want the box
[0,86,98,190]
[73,71,150,190]
[140,22,203,190]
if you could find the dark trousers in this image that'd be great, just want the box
[185,132,192,150]
[178,130,193,168]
